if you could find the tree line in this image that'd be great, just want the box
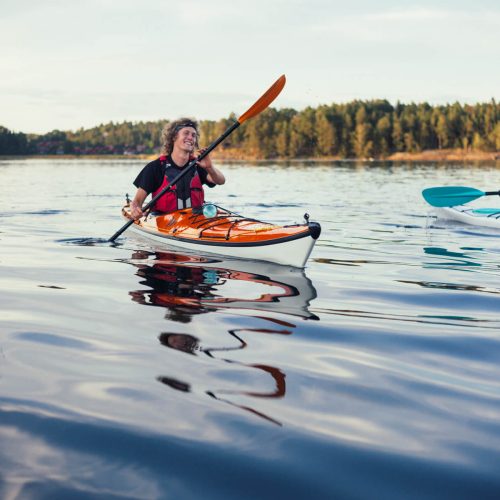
[1,99,498,158]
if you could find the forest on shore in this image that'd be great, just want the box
[1,99,499,159]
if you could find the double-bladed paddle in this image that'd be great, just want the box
[422,186,500,207]
[109,74,287,242]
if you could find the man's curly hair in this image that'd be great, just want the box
[160,118,199,155]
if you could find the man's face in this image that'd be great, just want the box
[174,126,197,153]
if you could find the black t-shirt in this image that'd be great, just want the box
[133,155,215,201]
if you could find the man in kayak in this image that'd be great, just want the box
[130,118,225,220]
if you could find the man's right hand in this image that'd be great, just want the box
[130,202,144,220]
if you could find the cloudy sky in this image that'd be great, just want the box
[2,0,499,134]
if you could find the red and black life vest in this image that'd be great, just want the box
[152,155,205,212]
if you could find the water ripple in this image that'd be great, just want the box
[2,160,500,499]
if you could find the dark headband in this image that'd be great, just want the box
[174,121,198,133]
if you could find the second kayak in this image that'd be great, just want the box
[434,205,500,229]
[122,204,321,268]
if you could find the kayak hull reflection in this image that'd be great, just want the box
[128,248,319,320]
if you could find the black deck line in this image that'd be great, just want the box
[136,226,315,247]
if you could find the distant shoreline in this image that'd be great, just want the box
[214,148,500,162]
[1,149,499,162]
[385,149,500,162]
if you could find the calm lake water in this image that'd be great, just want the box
[1,158,500,499]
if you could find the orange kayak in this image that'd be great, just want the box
[122,204,321,267]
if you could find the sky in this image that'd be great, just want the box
[1,0,499,134]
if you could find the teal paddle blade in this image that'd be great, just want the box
[422,186,485,207]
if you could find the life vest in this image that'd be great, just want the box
[152,155,205,212]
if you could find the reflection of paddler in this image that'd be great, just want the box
[128,250,318,320]
[129,256,220,321]
[159,333,200,354]
[157,329,288,425]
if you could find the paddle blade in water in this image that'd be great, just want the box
[422,186,485,207]
[238,75,286,124]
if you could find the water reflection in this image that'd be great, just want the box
[423,246,481,267]
[126,249,318,425]
[128,250,319,321]
[158,329,288,426]
[398,279,500,295]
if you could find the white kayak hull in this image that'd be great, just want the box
[435,206,500,229]
[129,222,318,268]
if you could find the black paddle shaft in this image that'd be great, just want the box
[109,121,240,242]
[485,190,500,196]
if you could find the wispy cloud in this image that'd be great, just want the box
[366,8,449,22]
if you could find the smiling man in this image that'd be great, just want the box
[130,118,225,220]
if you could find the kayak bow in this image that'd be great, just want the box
[122,204,321,268]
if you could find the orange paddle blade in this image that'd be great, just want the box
[237,74,286,124]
